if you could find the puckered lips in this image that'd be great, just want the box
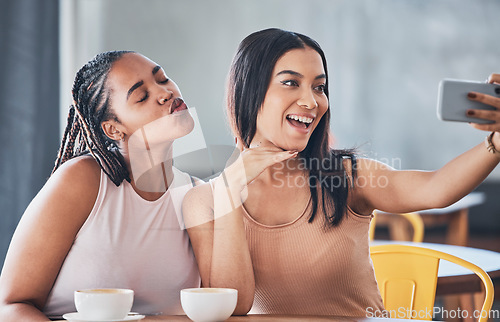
[286,113,315,133]
[170,98,188,114]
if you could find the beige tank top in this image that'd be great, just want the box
[242,198,384,316]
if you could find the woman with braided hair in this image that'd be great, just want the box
[0,51,201,320]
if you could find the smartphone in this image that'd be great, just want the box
[437,79,500,124]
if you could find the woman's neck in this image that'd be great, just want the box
[129,160,174,201]
[261,157,306,183]
[248,140,307,184]
[120,140,175,200]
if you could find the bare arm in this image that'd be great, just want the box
[184,145,297,315]
[0,157,100,321]
[184,180,254,315]
[184,184,214,288]
[210,175,255,315]
[351,135,500,214]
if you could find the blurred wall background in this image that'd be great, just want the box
[1,0,500,267]
[0,0,59,270]
[60,0,500,172]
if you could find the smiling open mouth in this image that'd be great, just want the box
[286,114,314,129]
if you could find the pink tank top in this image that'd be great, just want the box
[242,198,384,316]
[43,166,200,318]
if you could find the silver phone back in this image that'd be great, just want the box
[437,79,500,124]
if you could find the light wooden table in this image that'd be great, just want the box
[136,314,431,321]
[56,314,434,321]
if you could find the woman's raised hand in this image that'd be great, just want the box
[467,73,500,131]
[211,138,298,218]
[223,138,298,193]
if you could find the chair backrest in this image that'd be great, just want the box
[370,244,494,321]
[369,210,424,243]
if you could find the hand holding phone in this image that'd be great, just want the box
[437,79,500,124]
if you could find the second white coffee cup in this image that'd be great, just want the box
[181,288,237,322]
[74,288,134,320]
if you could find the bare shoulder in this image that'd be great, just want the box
[34,155,103,225]
[182,182,214,228]
[12,155,105,259]
[52,155,101,186]
[183,182,214,211]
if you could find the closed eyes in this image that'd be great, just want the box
[138,91,149,103]
[137,78,170,103]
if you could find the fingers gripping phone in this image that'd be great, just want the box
[437,79,500,124]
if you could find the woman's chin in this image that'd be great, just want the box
[277,142,308,152]
[174,116,195,139]
[165,112,195,140]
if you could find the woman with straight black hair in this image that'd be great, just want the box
[226,27,354,227]
[183,28,500,316]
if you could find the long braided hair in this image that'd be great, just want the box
[52,51,133,186]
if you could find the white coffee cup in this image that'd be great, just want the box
[181,288,237,322]
[74,288,134,320]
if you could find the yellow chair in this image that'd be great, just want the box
[370,244,494,321]
[370,210,424,243]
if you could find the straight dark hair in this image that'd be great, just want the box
[226,28,356,227]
